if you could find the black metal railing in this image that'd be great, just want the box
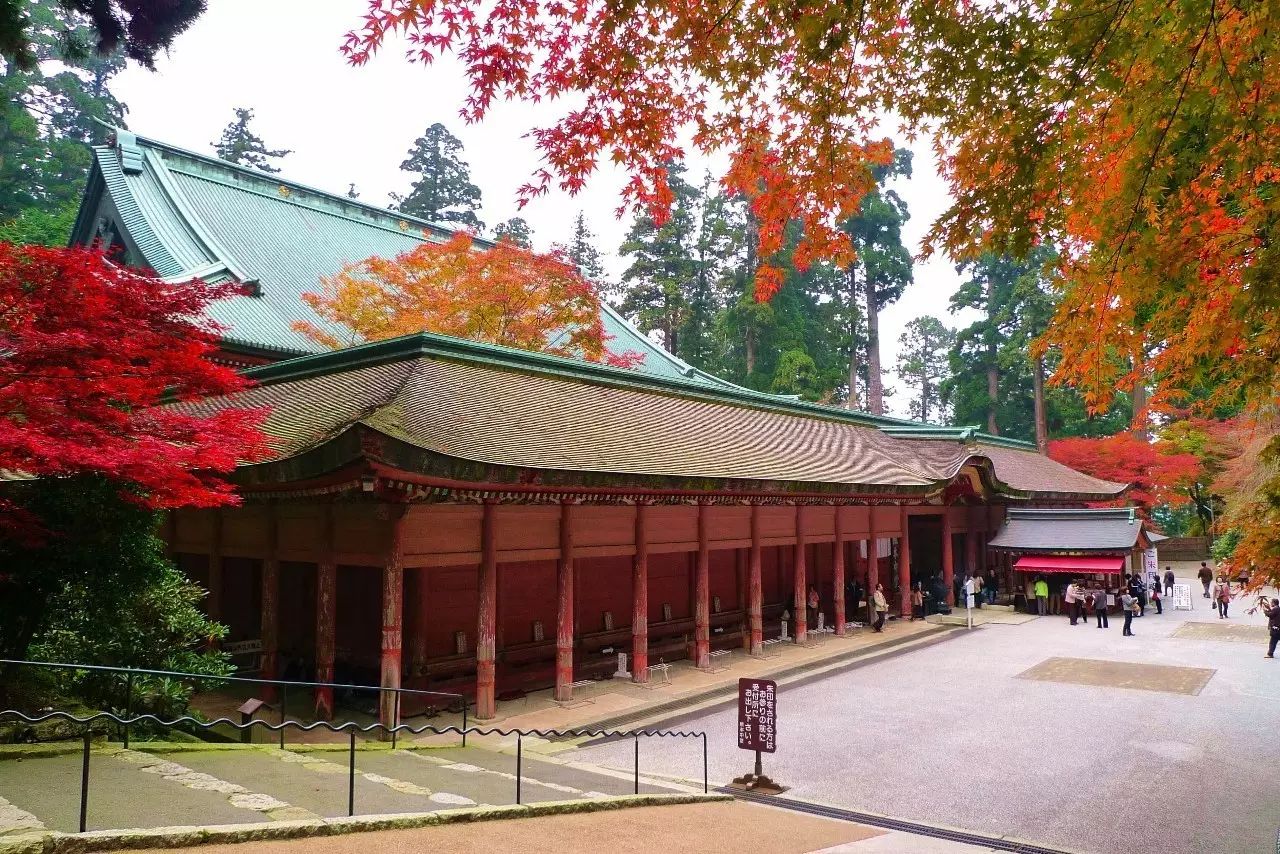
[0,659,467,749]
[0,710,708,833]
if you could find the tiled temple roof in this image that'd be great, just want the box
[176,332,1129,500]
[988,508,1150,551]
[70,126,746,389]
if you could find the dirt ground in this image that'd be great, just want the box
[119,801,885,854]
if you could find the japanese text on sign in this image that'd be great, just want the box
[737,678,777,753]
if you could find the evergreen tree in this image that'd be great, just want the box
[564,212,605,283]
[393,122,484,230]
[1,0,128,242]
[896,316,955,423]
[494,216,533,248]
[840,149,913,415]
[616,163,698,352]
[211,107,291,173]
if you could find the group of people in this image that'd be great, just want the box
[1031,569,1175,637]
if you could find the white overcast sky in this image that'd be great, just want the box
[113,0,972,416]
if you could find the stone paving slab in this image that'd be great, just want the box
[155,750,431,820]
[1015,656,1216,695]
[0,751,257,833]
[398,746,675,798]
[1172,621,1269,643]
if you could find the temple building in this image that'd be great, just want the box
[70,128,1128,721]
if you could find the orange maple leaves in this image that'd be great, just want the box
[293,233,643,368]
[343,0,898,301]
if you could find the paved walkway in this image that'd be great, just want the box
[0,743,678,835]
[113,800,1007,854]
[576,574,1280,854]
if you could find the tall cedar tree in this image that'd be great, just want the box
[212,107,291,173]
[896,316,954,423]
[346,1,1280,419]
[295,232,642,368]
[493,216,533,248]
[840,149,912,415]
[393,122,483,231]
[0,243,267,537]
[616,164,698,353]
[562,212,607,286]
[2,0,129,245]
[1,0,203,71]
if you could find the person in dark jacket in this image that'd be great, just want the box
[1163,567,1176,597]
[1198,563,1213,597]
[1092,586,1109,628]
[1265,598,1280,659]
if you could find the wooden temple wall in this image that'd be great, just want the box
[167,500,1005,722]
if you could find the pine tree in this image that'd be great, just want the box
[896,316,955,423]
[840,149,913,415]
[494,216,533,248]
[393,122,484,231]
[212,107,291,173]
[564,212,605,283]
[616,163,698,352]
[1,0,129,241]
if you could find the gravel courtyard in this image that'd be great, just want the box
[577,578,1280,854]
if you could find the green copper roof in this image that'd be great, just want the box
[70,126,760,384]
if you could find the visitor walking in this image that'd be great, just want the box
[972,571,984,609]
[1265,598,1280,659]
[872,583,888,632]
[807,585,819,629]
[1034,575,1049,616]
[1050,580,1062,615]
[1198,562,1213,598]
[1121,590,1136,636]
[1215,574,1232,618]
[986,568,999,605]
[1163,567,1175,597]
[910,582,925,621]
[1093,586,1109,628]
[1151,580,1163,614]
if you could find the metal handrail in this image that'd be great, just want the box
[0,658,468,749]
[0,710,709,833]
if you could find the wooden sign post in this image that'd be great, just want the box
[729,677,785,793]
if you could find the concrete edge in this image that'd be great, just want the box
[3,793,731,853]
[577,626,961,736]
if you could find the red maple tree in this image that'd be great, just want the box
[1048,432,1203,516]
[0,244,267,534]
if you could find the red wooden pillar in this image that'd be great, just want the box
[631,503,649,684]
[942,510,955,607]
[406,567,430,677]
[833,508,846,636]
[748,504,763,655]
[866,509,879,623]
[694,503,711,669]
[793,506,807,643]
[314,505,336,719]
[966,506,979,581]
[555,501,576,701]
[208,511,223,622]
[898,506,912,618]
[379,511,407,729]
[476,501,498,719]
[260,507,279,703]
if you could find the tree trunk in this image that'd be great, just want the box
[1132,351,1149,439]
[844,266,860,410]
[744,206,759,378]
[921,378,930,423]
[1032,354,1048,454]
[985,348,999,435]
[865,280,884,415]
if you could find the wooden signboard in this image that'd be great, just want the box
[737,678,777,753]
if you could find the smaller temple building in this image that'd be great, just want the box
[989,508,1163,609]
